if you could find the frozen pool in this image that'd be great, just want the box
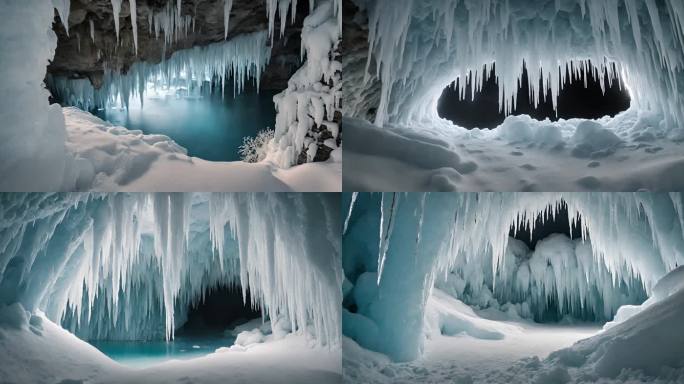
[90,335,237,368]
[94,85,277,162]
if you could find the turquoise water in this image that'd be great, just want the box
[90,335,236,368]
[94,87,277,162]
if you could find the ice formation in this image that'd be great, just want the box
[224,0,233,39]
[111,0,122,44]
[343,192,684,361]
[358,0,684,134]
[268,0,342,168]
[48,31,271,110]
[0,0,76,191]
[0,193,341,346]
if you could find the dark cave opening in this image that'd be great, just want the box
[508,201,583,250]
[176,284,262,337]
[437,62,631,129]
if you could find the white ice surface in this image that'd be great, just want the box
[63,107,340,191]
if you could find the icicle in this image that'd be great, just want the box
[130,0,138,55]
[89,19,95,43]
[224,0,233,39]
[111,0,122,44]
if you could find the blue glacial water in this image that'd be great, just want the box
[94,87,277,162]
[90,335,236,368]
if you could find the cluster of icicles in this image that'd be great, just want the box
[363,0,684,131]
[47,30,271,110]
[345,192,684,298]
[0,193,341,345]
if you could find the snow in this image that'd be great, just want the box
[60,107,339,191]
[268,0,342,168]
[344,109,684,191]
[343,192,684,362]
[0,309,341,384]
[0,192,341,346]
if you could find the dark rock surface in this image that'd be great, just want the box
[48,0,309,90]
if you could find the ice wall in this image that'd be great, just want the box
[342,192,684,362]
[268,0,342,168]
[360,0,684,134]
[0,0,76,190]
[48,31,271,111]
[0,193,341,346]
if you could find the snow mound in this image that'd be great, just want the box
[425,290,505,340]
[544,267,684,380]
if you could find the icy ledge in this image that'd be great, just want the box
[62,107,340,191]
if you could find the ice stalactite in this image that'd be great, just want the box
[47,31,271,110]
[0,193,341,346]
[130,0,138,55]
[343,192,684,361]
[111,0,121,44]
[361,0,684,134]
[89,19,95,43]
[152,0,193,47]
[224,0,233,39]
[268,0,342,168]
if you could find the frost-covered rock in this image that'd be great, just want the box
[268,0,342,167]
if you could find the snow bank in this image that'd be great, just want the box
[0,311,341,384]
[343,192,684,361]
[0,193,341,347]
[344,109,684,191]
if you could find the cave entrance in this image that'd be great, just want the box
[436,62,631,129]
[90,284,261,368]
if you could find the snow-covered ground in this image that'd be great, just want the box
[63,107,341,191]
[0,308,341,384]
[344,274,684,384]
[344,289,600,383]
[344,109,684,191]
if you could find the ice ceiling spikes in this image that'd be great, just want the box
[0,193,341,346]
[361,0,684,133]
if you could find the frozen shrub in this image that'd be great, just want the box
[239,129,274,163]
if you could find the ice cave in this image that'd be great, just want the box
[343,0,684,191]
[0,192,342,383]
[0,0,342,191]
[342,192,684,383]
